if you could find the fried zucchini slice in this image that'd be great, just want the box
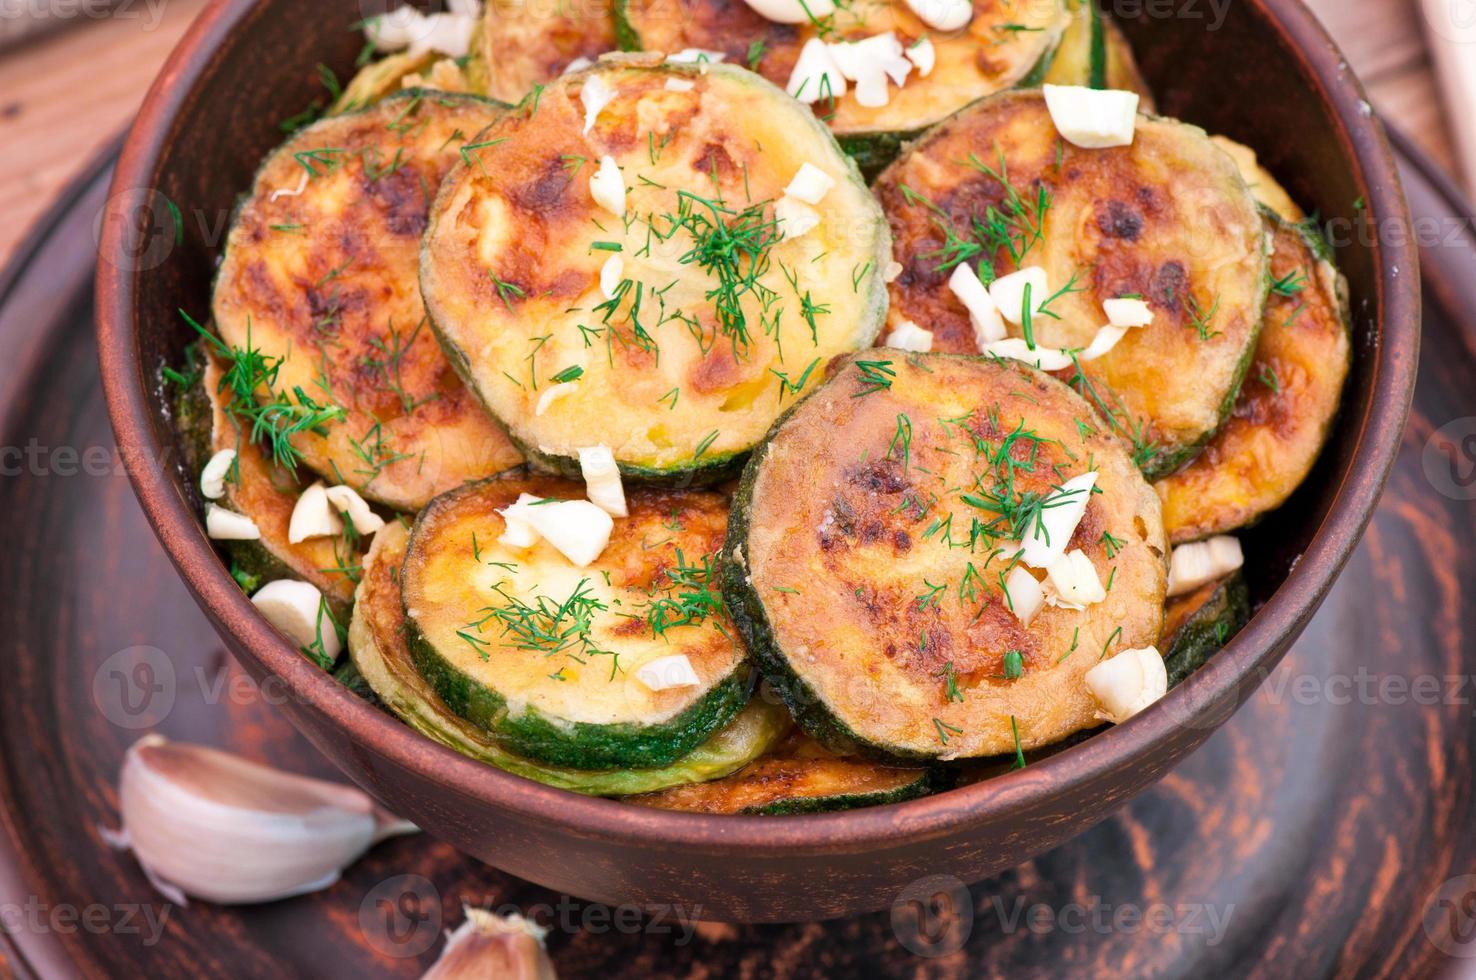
[1159,570,1249,687]
[333,51,441,112]
[627,730,947,813]
[351,522,789,793]
[480,0,617,103]
[615,0,1070,176]
[725,353,1168,761]
[1211,135,1303,223]
[1042,1,1156,110]
[401,471,750,769]
[875,90,1268,478]
[174,344,362,614]
[420,58,890,483]
[212,92,523,513]
[1156,215,1350,542]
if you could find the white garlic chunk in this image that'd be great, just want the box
[578,445,628,517]
[1166,535,1245,597]
[199,449,236,500]
[325,485,386,536]
[251,579,341,660]
[1084,647,1168,724]
[288,482,343,544]
[206,503,260,541]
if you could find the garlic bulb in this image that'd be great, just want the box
[106,736,416,905]
[422,908,556,980]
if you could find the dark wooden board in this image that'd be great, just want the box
[0,136,1471,978]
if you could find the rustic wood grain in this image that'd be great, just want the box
[0,0,1463,270]
[0,133,1471,975]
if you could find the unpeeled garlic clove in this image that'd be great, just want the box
[107,736,417,905]
[422,907,557,980]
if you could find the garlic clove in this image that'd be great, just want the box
[784,162,837,205]
[1018,471,1097,569]
[884,320,933,352]
[947,262,1005,345]
[776,196,821,239]
[252,579,342,661]
[589,154,625,218]
[535,383,579,418]
[786,38,847,104]
[635,654,702,692]
[906,37,936,77]
[1078,325,1129,362]
[599,255,625,299]
[289,482,343,544]
[199,449,237,500]
[982,338,1075,372]
[498,493,543,549]
[325,485,387,536]
[988,265,1049,326]
[580,74,615,135]
[1104,297,1153,328]
[514,499,615,568]
[578,445,628,517]
[1003,566,1044,626]
[206,503,261,541]
[108,736,416,905]
[1084,647,1167,724]
[422,907,556,980]
[1166,535,1244,597]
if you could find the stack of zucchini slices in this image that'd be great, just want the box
[173,0,1349,814]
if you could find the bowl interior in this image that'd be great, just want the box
[103,0,1416,857]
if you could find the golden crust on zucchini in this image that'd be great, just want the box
[875,90,1267,477]
[1157,217,1350,542]
[481,0,617,103]
[728,353,1168,759]
[212,93,523,513]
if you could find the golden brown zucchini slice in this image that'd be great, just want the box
[401,471,750,769]
[420,58,890,483]
[627,730,946,813]
[1159,570,1249,687]
[212,92,523,513]
[350,522,790,793]
[480,0,617,103]
[1042,1,1156,109]
[614,0,1071,175]
[725,353,1168,761]
[175,344,363,614]
[1211,135,1303,223]
[875,90,1268,478]
[1156,216,1350,543]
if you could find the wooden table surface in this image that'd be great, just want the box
[0,0,1465,271]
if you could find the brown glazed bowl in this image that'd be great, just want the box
[97,0,1419,921]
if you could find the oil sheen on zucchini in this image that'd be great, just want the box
[1156,215,1350,543]
[615,0,1070,174]
[1160,571,1249,688]
[401,471,750,769]
[212,92,523,513]
[420,58,890,483]
[350,522,789,794]
[627,730,945,814]
[480,0,617,103]
[1042,1,1156,109]
[175,344,361,613]
[725,353,1168,761]
[875,90,1268,479]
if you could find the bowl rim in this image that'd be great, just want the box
[96,0,1420,852]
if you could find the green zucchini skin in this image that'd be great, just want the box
[351,523,790,793]
[405,623,751,771]
[1161,572,1250,688]
[747,766,950,815]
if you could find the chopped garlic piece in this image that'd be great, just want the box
[365,7,423,50]
[412,13,476,59]
[581,74,615,134]
[947,263,1005,345]
[206,504,260,541]
[776,196,821,239]
[906,37,936,77]
[1004,566,1044,626]
[1019,471,1097,569]
[1104,297,1153,328]
[1042,84,1139,149]
[664,78,695,92]
[988,266,1049,326]
[497,493,542,549]
[636,654,702,691]
[982,338,1075,372]
[288,482,342,544]
[1079,325,1129,362]
[325,485,386,536]
[830,34,910,108]
[589,154,625,217]
[786,38,847,104]
[902,0,973,31]
[562,55,595,75]
[516,499,615,568]
[1084,647,1167,724]
[1046,549,1106,607]
[578,445,628,518]
[884,260,903,282]
[884,321,933,352]
[785,163,836,205]
[740,0,835,24]
[251,580,340,659]
[599,255,625,299]
[535,383,578,417]
[668,49,726,64]
[199,449,236,500]
[1166,536,1244,597]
